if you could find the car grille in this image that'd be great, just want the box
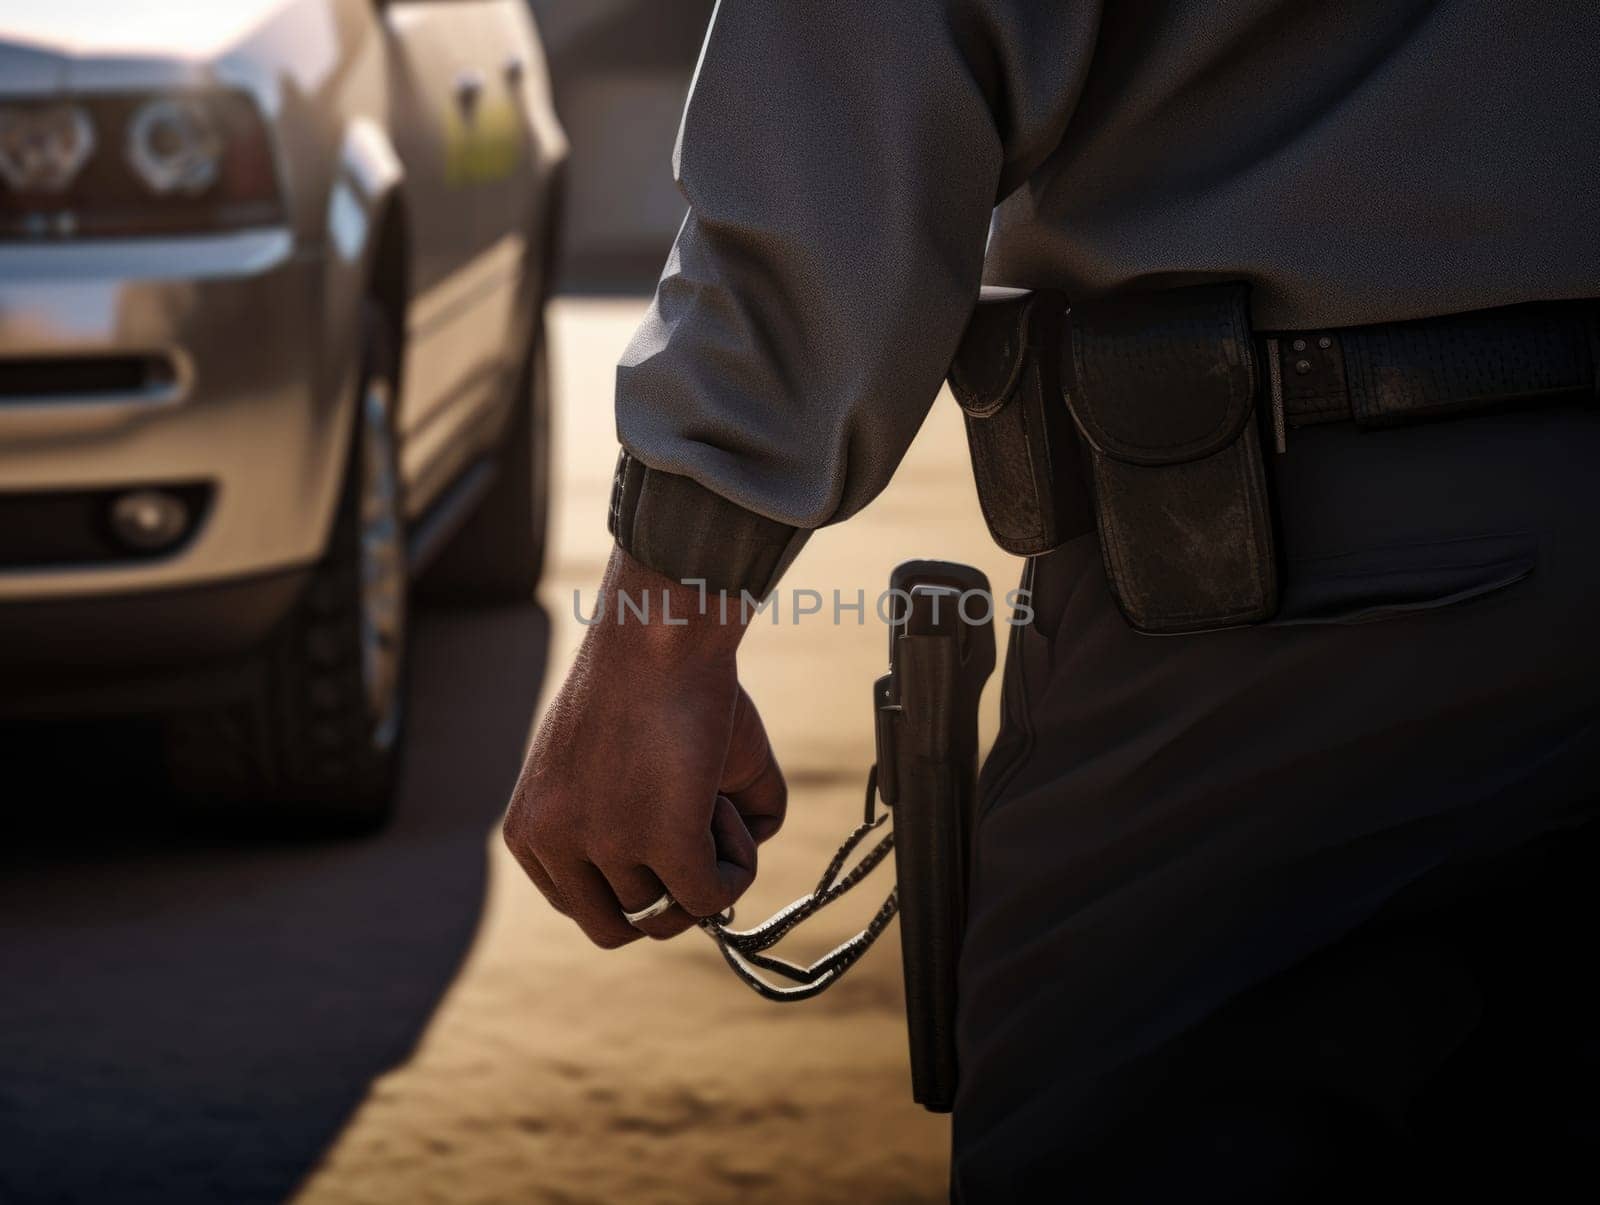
[0,355,179,404]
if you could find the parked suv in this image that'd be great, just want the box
[0,0,567,830]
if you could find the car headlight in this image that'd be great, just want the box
[126,98,225,196]
[0,104,97,194]
[0,91,284,239]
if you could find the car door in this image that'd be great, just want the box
[380,0,522,514]
[458,1,552,353]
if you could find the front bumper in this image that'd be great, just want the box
[0,229,354,605]
[0,566,310,717]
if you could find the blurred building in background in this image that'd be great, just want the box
[529,0,714,291]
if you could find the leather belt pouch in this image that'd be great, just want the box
[948,288,1092,557]
[1061,283,1278,633]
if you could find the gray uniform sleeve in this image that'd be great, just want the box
[609,0,1099,595]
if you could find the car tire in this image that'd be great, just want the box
[164,303,408,835]
[417,319,552,604]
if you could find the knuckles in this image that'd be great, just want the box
[505,785,573,860]
[582,825,636,866]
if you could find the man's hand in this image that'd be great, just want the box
[503,548,787,946]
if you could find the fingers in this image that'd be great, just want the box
[650,795,758,920]
[597,863,698,941]
[507,797,752,945]
[545,860,643,949]
[502,809,567,913]
[503,679,779,950]
[709,793,759,900]
[556,801,756,946]
[721,688,788,844]
[512,843,565,914]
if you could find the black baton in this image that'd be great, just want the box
[876,561,996,1113]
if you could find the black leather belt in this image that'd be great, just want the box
[1259,300,1599,451]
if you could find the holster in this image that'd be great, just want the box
[951,283,1279,634]
[875,561,996,1113]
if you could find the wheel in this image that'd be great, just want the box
[418,320,552,604]
[164,304,408,835]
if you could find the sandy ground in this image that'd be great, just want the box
[294,298,1020,1205]
[0,297,1017,1205]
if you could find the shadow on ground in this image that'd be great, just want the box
[0,603,549,1205]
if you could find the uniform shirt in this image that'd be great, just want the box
[611,0,1600,584]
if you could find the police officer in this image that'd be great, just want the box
[502,2,1600,1198]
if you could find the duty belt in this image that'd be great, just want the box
[948,287,1599,634]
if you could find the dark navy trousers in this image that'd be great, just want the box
[954,402,1600,1201]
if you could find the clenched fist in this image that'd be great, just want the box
[502,548,788,946]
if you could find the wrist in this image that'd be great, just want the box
[585,546,749,664]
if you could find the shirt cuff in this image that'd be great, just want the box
[608,449,810,599]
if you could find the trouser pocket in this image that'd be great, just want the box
[1272,531,1538,627]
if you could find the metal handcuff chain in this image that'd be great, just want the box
[698,764,899,1001]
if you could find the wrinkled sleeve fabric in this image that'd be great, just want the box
[610,0,1100,596]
